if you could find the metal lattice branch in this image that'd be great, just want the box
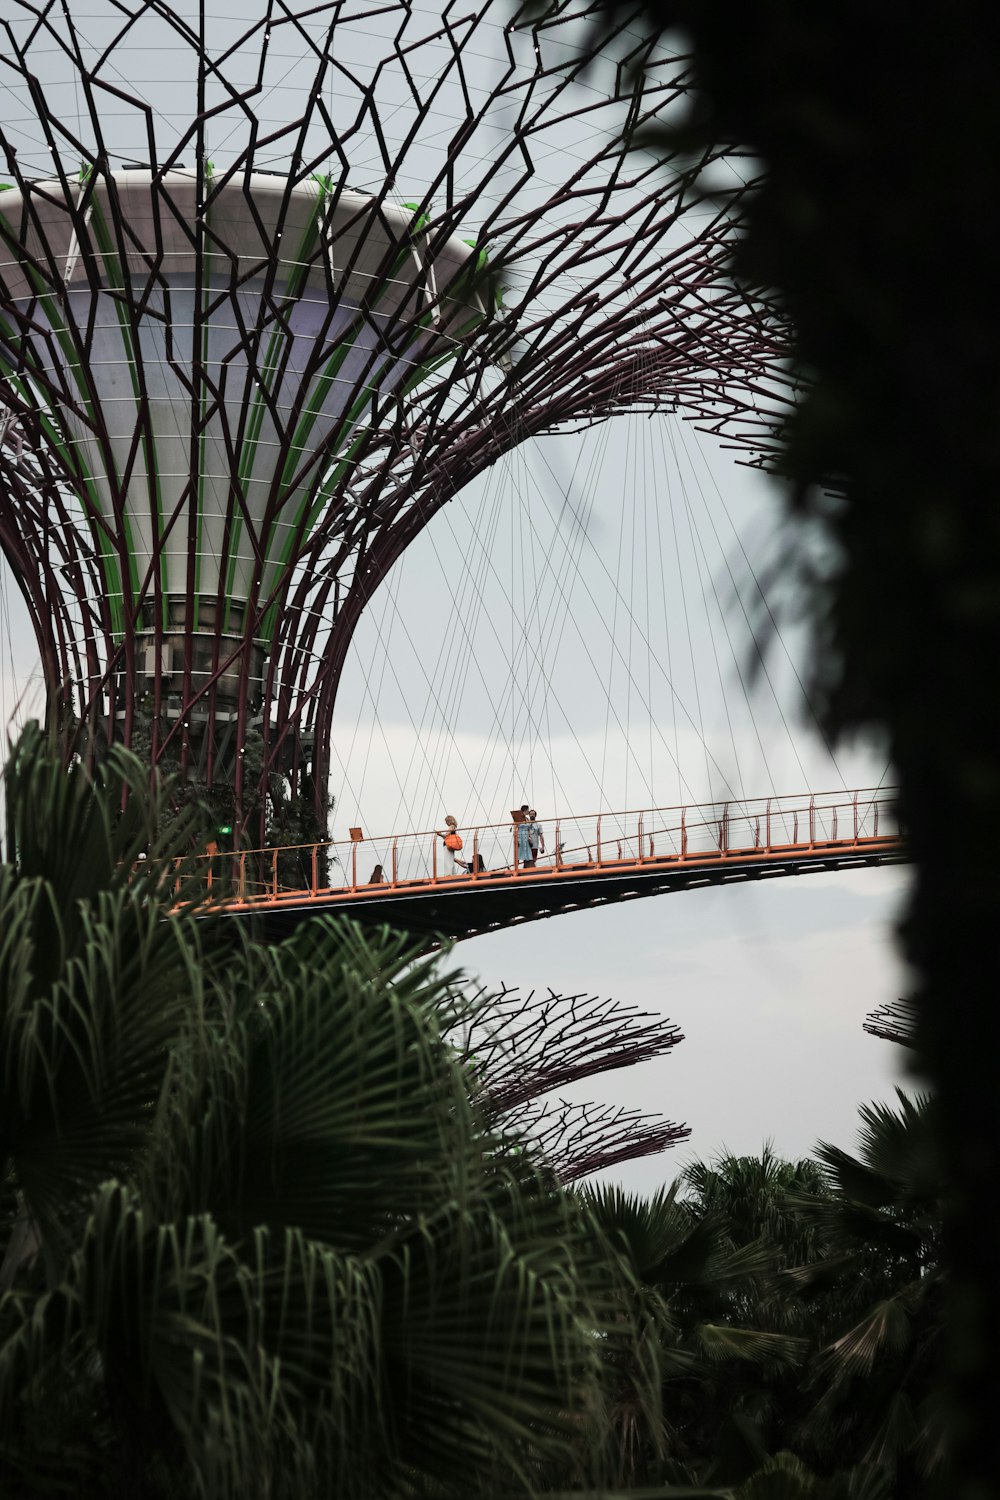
[499,1098,690,1184]
[863,997,918,1048]
[454,981,683,1116]
[446,981,686,1180]
[0,0,790,833]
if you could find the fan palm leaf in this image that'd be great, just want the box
[0,726,636,1498]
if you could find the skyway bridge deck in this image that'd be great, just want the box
[200,789,905,945]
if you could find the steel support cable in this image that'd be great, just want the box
[499,440,546,818]
[399,548,472,824]
[379,556,452,835]
[674,415,847,791]
[625,410,641,807]
[371,557,454,834]
[598,409,628,802]
[428,451,524,825]
[480,481,533,823]
[1,283,758,666]
[199,24,336,163]
[408,490,491,824]
[450,427,607,822]
[335,556,413,828]
[662,414,715,798]
[670,416,807,797]
[643,410,657,803]
[509,433,516,801]
[516,435,553,809]
[306,494,474,836]
[331,570,452,836]
[629,317,664,808]
[522,436,545,804]
[360,538,474,829]
[363,464,522,832]
[503,440,521,803]
[604,398,657,808]
[528,433,729,800]
[239,381,491,780]
[644,429,683,804]
[522,421,616,812]
[408,461,513,826]
[296,20,545,217]
[301,423,521,834]
[527,428,610,817]
[508,420,614,755]
[532,420,613,662]
[423,443,615,819]
[515,429,574,817]
[627,359,646,807]
[629,306,668,805]
[438,458,522,825]
[510,440,526,793]
[669,413,808,801]
[506,420,619,813]
[521,437,695,806]
[669,416,752,802]
[504,437,676,807]
[34,5,175,156]
[197,9,664,140]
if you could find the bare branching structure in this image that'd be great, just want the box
[863,996,918,1048]
[0,0,786,838]
[503,1098,689,1182]
[449,983,688,1178]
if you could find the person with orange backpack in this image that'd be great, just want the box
[437,814,464,875]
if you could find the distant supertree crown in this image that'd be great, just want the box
[0,1,784,838]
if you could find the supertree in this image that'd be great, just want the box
[447,981,688,1178]
[0,0,786,842]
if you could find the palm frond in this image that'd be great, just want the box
[732,1449,830,1498]
[814,1294,915,1388]
[1,887,205,1261]
[152,918,490,1250]
[814,1091,939,1206]
[692,1323,806,1370]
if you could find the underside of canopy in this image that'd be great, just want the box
[0,170,487,637]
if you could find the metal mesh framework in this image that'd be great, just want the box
[863,997,917,1049]
[447,981,689,1178]
[0,0,788,838]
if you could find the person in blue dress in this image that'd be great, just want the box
[516,804,531,866]
[526,810,544,867]
[516,806,544,867]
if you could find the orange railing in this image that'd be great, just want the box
[191,786,901,909]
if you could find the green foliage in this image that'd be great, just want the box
[578,1100,944,1498]
[791,1093,946,1487]
[0,727,630,1498]
[580,1178,803,1489]
[127,707,331,883]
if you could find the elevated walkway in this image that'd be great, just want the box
[202,788,904,944]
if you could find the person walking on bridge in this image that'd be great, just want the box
[525,810,544,868]
[437,815,464,876]
[515,804,531,867]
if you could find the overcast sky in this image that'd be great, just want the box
[0,0,914,1192]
